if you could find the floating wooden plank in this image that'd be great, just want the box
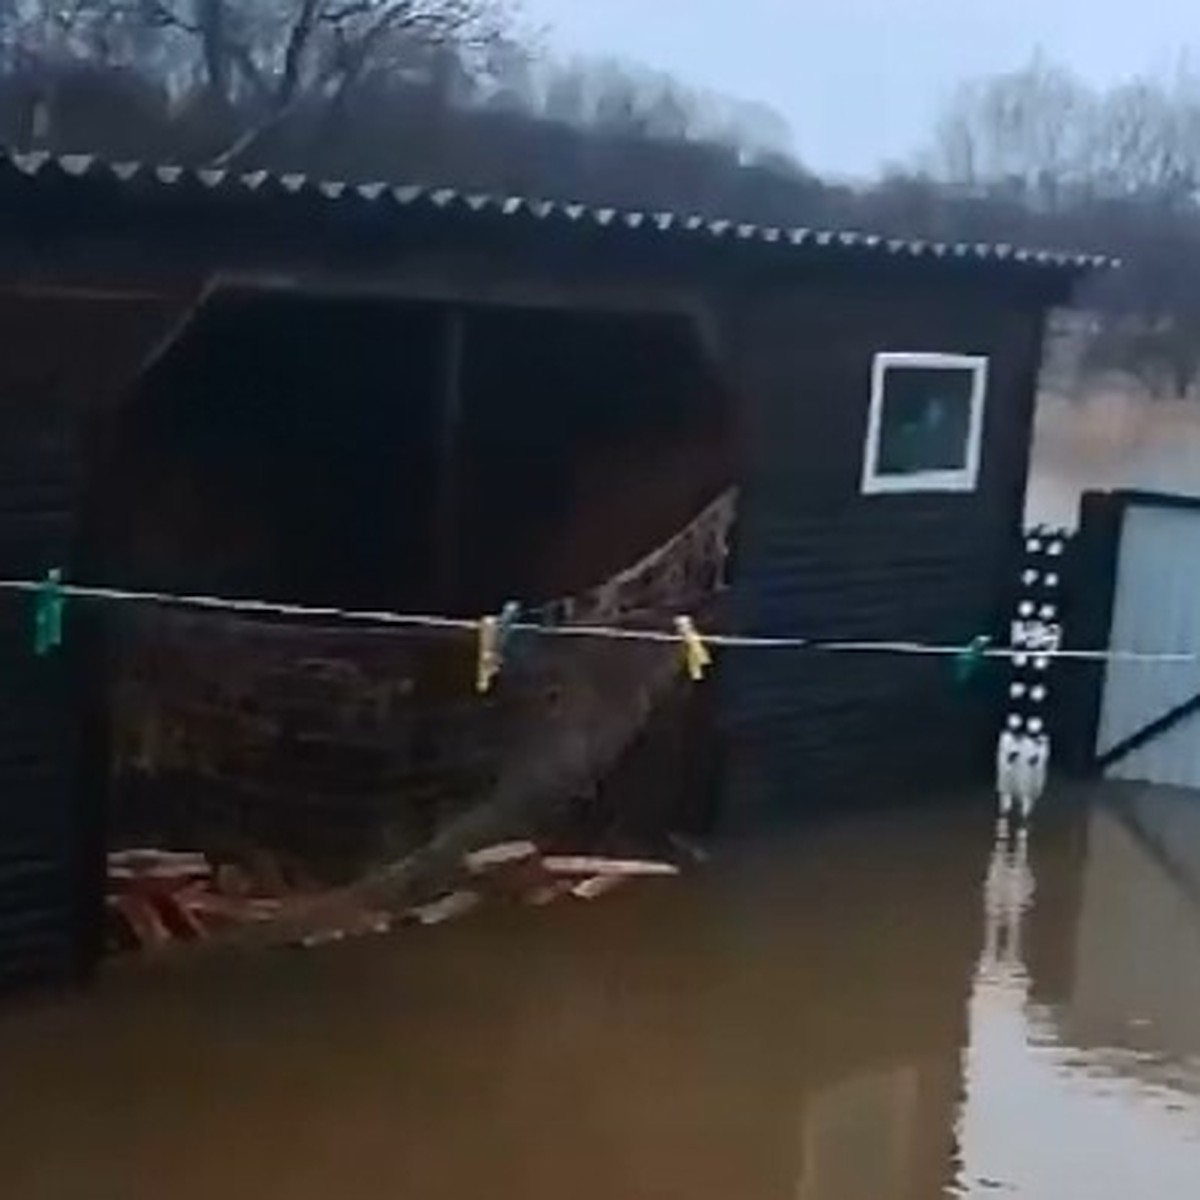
[108,848,209,869]
[540,856,679,879]
[407,889,481,926]
[570,875,628,900]
[108,864,210,883]
[295,912,391,949]
[107,848,210,882]
[463,841,539,874]
[179,891,285,924]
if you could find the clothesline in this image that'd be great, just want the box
[0,575,1192,666]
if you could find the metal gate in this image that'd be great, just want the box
[1089,493,1200,787]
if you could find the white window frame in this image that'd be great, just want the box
[861,351,989,495]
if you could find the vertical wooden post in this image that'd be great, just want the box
[1059,490,1123,777]
[432,306,466,609]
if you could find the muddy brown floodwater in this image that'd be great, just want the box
[5,787,1200,1199]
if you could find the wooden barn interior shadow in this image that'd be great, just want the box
[81,286,737,898]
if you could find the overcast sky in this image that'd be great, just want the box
[529,0,1196,178]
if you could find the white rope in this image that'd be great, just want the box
[0,575,1196,664]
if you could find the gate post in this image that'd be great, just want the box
[1057,491,1123,777]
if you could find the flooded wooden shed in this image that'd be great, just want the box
[0,152,1106,989]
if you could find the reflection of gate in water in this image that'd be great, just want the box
[979,826,1034,982]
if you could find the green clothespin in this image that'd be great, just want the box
[33,568,65,657]
[954,634,991,686]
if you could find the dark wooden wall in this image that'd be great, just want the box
[719,277,1047,825]
[0,290,180,990]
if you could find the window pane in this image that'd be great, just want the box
[876,366,975,476]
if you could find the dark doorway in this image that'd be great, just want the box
[95,289,444,609]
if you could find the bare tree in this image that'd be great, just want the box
[931,54,1096,207]
[1087,67,1200,200]
[134,0,523,161]
[930,53,1200,205]
[920,54,1200,399]
[0,0,523,160]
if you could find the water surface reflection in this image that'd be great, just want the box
[2,792,1200,1199]
[957,790,1200,1198]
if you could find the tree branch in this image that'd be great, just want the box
[279,0,321,105]
[134,0,200,35]
[203,0,515,167]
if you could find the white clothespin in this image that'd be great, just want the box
[476,615,501,694]
[476,601,522,694]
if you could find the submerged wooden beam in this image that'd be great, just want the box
[175,635,686,956]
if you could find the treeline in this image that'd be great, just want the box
[908,55,1200,400]
[0,0,829,220]
[1,4,1198,396]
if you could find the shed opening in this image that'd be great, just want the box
[82,285,736,921]
[93,288,734,615]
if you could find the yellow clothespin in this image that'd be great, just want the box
[476,615,501,694]
[475,602,521,694]
[675,616,713,682]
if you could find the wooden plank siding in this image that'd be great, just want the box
[0,292,182,990]
[719,281,1047,823]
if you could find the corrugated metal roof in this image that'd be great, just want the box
[0,149,1117,274]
